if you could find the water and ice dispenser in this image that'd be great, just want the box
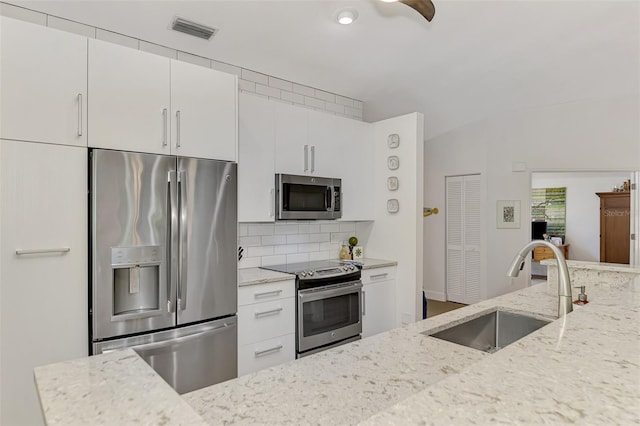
[111,246,162,316]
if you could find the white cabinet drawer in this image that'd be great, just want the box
[238,279,295,306]
[238,333,295,377]
[238,298,295,345]
[361,266,397,284]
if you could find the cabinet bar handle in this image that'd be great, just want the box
[162,108,168,147]
[254,289,282,299]
[269,188,275,217]
[16,247,70,255]
[77,94,83,136]
[310,146,315,173]
[254,345,283,357]
[370,273,388,280]
[176,110,182,148]
[303,145,309,172]
[362,290,366,316]
[254,307,283,317]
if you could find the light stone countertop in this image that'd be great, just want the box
[34,274,640,425]
[541,258,640,274]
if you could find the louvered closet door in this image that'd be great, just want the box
[446,175,481,304]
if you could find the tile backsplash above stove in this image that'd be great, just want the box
[238,221,367,269]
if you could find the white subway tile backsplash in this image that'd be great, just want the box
[269,76,293,91]
[96,29,139,49]
[262,235,287,245]
[0,3,47,25]
[298,223,321,234]
[47,16,96,38]
[320,223,340,233]
[287,234,310,244]
[335,95,355,107]
[256,83,281,98]
[298,243,319,252]
[239,236,262,247]
[177,51,211,68]
[287,253,309,264]
[353,100,364,111]
[239,257,261,269]
[139,41,177,59]
[309,251,333,261]
[261,255,287,266]
[210,60,241,77]
[281,91,305,104]
[293,83,315,97]
[275,223,299,235]
[241,69,269,85]
[308,233,331,243]
[238,221,358,268]
[274,244,298,255]
[247,223,275,236]
[247,245,274,257]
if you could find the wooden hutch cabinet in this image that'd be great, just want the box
[596,192,630,264]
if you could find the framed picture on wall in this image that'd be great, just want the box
[496,200,521,229]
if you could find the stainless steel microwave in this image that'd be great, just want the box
[275,174,341,220]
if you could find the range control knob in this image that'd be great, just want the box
[308,270,314,276]
[343,266,348,271]
[299,272,307,278]
[349,265,355,271]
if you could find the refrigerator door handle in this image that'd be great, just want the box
[168,170,179,313]
[128,322,231,353]
[178,170,188,311]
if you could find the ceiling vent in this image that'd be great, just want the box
[171,17,218,40]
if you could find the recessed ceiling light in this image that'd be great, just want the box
[337,9,358,25]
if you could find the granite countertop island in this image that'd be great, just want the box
[35,274,639,425]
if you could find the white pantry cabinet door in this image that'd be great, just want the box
[0,17,87,147]
[0,140,88,426]
[340,120,375,221]
[88,39,170,154]
[275,102,308,174]
[170,60,237,160]
[238,93,276,222]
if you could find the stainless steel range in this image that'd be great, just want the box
[261,260,362,357]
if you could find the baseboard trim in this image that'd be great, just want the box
[424,290,445,301]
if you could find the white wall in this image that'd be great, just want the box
[361,113,424,324]
[424,94,640,301]
[532,172,632,262]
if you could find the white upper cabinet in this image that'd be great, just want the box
[238,93,276,222]
[307,109,347,177]
[88,40,237,160]
[0,17,87,147]
[88,39,170,154]
[275,102,308,174]
[170,60,237,161]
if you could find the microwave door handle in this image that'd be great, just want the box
[327,186,335,212]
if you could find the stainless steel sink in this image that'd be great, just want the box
[426,310,552,353]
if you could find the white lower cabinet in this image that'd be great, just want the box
[238,279,296,376]
[361,266,397,338]
[0,140,88,426]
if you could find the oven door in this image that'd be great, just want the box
[297,280,362,354]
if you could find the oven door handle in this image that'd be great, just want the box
[298,281,362,303]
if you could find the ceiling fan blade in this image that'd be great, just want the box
[399,0,436,22]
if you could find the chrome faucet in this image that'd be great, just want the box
[507,240,573,317]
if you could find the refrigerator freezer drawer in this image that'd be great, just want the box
[94,316,238,394]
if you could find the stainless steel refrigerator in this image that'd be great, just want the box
[89,149,237,394]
